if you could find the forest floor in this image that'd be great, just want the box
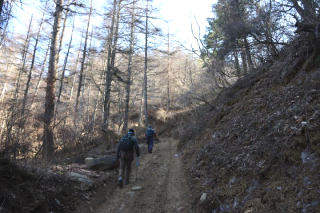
[94,138,192,213]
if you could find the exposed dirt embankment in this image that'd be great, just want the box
[175,36,320,212]
[0,158,89,212]
[0,131,119,213]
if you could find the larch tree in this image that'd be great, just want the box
[4,15,33,153]
[20,7,47,129]
[103,0,122,131]
[142,0,149,127]
[122,0,136,134]
[55,16,75,116]
[74,0,93,125]
[0,0,15,47]
[43,0,64,159]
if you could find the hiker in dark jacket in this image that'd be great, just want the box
[145,125,156,153]
[117,129,140,187]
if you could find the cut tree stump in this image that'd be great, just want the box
[85,155,118,170]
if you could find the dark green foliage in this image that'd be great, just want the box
[202,0,320,83]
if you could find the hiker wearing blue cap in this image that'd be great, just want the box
[145,125,156,153]
[116,129,140,187]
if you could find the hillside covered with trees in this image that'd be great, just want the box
[0,0,320,212]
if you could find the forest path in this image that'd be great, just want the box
[96,138,192,213]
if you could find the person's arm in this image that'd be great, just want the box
[135,144,140,157]
[132,136,140,157]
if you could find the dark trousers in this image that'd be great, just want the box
[147,136,154,153]
[119,150,133,184]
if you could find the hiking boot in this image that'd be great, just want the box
[118,177,123,188]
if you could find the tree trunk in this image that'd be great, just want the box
[244,37,254,73]
[167,25,170,111]
[264,1,278,58]
[21,12,46,128]
[54,0,71,124]
[15,16,33,103]
[103,0,122,131]
[4,15,33,150]
[233,49,241,76]
[57,17,75,105]
[240,47,247,74]
[0,0,12,48]
[116,87,123,133]
[69,35,83,103]
[264,23,278,58]
[143,0,149,127]
[291,0,317,23]
[122,0,136,134]
[0,82,7,104]
[31,41,50,107]
[85,83,91,123]
[0,0,4,18]
[43,0,63,159]
[0,62,9,104]
[85,155,118,170]
[92,63,105,132]
[74,0,92,125]
[139,82,144,126]
[0,61,9,144]
[57,0,71,64]
[103,0,117,131]
[54,17,75,125]
[85,27,94,124]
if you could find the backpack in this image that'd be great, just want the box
[119,135,134,151]
[146,128,154,137]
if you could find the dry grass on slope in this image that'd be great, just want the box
[179,35,320,212]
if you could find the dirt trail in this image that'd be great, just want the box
[96,138,192,213]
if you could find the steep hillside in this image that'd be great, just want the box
[178,35,320,212]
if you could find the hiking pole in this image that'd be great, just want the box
[136,157,139,182]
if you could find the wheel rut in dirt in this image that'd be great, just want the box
[96,138,191,213]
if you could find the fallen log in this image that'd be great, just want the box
[85,155,118,170]
[67,172,93,184]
